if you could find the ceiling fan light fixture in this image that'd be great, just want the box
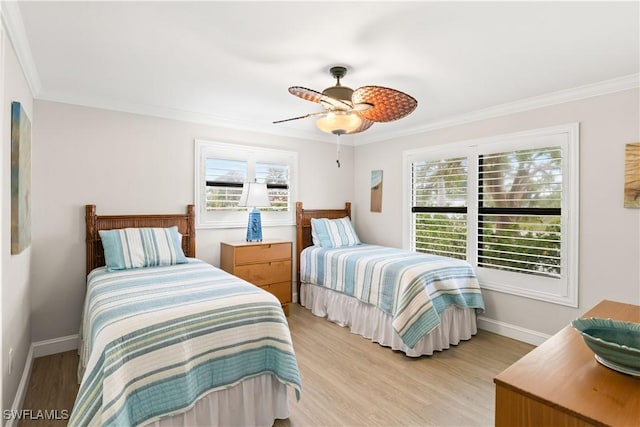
[275,65,417,139]
[316,111,362,134]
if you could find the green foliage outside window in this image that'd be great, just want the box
[413,147,562,278]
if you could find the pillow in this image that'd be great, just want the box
[311,223,320,246]
[99,226,187,271]
[311,217,361,248]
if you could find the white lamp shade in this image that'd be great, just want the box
[316,111,363,134]
[238,182,271,208]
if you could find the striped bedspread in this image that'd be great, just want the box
[300,244,484,348]
[70,259,301,427]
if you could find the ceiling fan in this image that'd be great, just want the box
[273,66,418,135]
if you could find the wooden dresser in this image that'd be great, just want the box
[494,300,640,427]
[220,240,292,316]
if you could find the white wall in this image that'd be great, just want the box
[354,89,640,337]
[2,27,33,414]
[0,9,4,415]
[30,100,354,342]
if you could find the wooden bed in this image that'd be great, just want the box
[78,205,300,427]
[85,204,196,274]
[295,201,484,357]
[295,201,351,301]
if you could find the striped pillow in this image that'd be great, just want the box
[311,217,361,248]
[99,226,187,271]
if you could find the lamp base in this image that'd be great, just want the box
[245,208,263,242]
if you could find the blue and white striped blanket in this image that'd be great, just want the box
[300,245,484,348]
[70,259,301,427]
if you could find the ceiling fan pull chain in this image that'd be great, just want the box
[336,133,341,168]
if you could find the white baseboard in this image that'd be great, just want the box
[32,334,78,358]
[6,335,79,426]
[7,345,34,427]
[477,316,550,346]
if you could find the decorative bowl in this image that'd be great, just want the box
[571,317,640,376]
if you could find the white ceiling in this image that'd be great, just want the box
[9,1,640,144]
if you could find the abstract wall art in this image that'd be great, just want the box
[371,169,383,212]
[11,101,32,254]
[624,142,640,208]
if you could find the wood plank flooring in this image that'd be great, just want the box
[19,303,534,426]
[19,350,79,427]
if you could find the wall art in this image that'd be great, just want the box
[624,142,640,208]
[11,101,32,254]
[371,169,383,212]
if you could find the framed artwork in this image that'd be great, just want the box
[624,142,640,208]
[11,101,32,254]
[370,169,383,212]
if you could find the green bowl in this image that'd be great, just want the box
[571,317,640,376]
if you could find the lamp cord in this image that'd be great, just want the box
[336,133,341,168]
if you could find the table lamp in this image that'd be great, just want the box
[238,181,271,242]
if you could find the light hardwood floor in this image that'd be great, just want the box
[20,303,534,427]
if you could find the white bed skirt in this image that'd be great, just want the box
[301,282,478,357]
[146,374,290,427]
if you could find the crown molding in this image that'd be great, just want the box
[1,1,41,97]
[35,90,344,145]
[356,73,640,145]
[39,73,638,148]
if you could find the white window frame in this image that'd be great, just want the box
[194,140,298,229]
[403,123,579,307]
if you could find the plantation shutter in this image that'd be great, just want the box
[478,146,562,278]
[411,157,468,259]
[256,162,290,212]
[205,159,247,210]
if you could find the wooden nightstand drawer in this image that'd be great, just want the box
[260,281,292,304]
[220,240,293,317]
[234,242,291,264]
[234,260,291,286]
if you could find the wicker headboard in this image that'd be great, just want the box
[295,201,351,301]
[85,205,196,275]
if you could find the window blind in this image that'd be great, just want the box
[478,146,562,278]
[256,162,289,212]
[412,157,468,259]
[205,159,247,210]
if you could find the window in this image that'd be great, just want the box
[195,140,298,228]
[205,158,246,209]
[404,124,579,306]
[256,162,290,212]
[478,147,562,278]
[412,156,468,259]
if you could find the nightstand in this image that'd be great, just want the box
[220,240,292,316]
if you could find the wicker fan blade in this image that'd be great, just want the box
[273,111,327,124]
[288,86,325,103]
[352,86,417,122]
[289,86,352,110]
